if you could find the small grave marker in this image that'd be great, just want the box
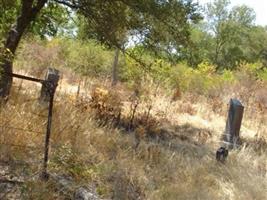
[216,147,228,162]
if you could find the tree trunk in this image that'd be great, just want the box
[214,37,220,69]
[111,48,120,86]
[0,0,47,99]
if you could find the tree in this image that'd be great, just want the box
[218,5,257,69]
[0,0,201,98]
[77,0,201,85]
[29,2,70,38]
[111,48,120,86]
[202,0,259,69]
[242,26,267,67]
[182,23,214,67]
[205,0,231,68]
[182,0,267,70]
[0,1,70,40]
[76,2,129,86]
[0,0,48,99]
[0,0,19,40]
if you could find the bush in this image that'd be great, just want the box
[257,68,267,81]
[60,39,114,77]
[14,37,263,98]
[15,37,115,78]
[89,86,122,125]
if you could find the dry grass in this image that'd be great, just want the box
[0,71,266,200]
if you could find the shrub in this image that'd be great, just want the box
[15,37,114,78]
[15,37,62,77]
[89,86,122,125]
[61,39,114,78]
[257,68,267,81]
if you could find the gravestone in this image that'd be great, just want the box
[223,98,244,149]
[40,68,59,103]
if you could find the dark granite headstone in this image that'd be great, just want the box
[223,98,244,149]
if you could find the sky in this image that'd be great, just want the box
[195,0,267,26]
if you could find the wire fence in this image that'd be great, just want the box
[0,68,60,180]
[0,142,42,150]
[0,125,44,134]
[0,141,93,167]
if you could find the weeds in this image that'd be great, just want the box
[0,39,266,199]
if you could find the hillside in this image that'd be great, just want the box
[0,57,266,199]
[1,0,267,199]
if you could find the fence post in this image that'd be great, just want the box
[40,68,59,180]
[39,68,59,103]
[223,98,244,149]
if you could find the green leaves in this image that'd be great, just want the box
[185,0,267,70]
[76,0,201,58]
[29,1,70,38]
[0,0,20,39]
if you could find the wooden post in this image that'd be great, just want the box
[1,69,60,179]
[40,68,59,180]
[223,98,244,149]
[40,68,59,103]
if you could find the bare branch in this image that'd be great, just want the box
[53,0,80,9]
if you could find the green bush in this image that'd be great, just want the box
[14,37,264,96]
[57,39,114,77]
[15,37,115,78]
[258,68,267,81]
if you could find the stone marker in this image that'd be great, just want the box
[223,98,244,149]
[216,147,228,162]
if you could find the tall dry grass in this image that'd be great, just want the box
[0,37,265,199]
[0,71,266,199]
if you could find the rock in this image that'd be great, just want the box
[50,174,104,200]
[216,147,228,162]
[74,187,101,200]
[0,182,20,200]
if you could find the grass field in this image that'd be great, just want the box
[0,64,266,199]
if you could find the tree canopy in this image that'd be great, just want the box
[183,0,267,69]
